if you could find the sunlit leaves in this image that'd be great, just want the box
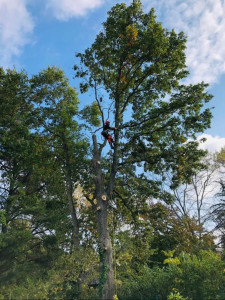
[79,101,101,127]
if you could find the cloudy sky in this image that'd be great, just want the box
[1,0,225,152]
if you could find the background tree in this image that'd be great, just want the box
[0,68,35,234]
[30,66,89,250]
[0,67,59,286]
[211,148,225,249]
[74,1,213,298]
[117,250,225,300]
[0,67,89,289]
[212,182,225,249]
[165,153,221,240]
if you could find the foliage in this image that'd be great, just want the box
[79,101,102,127]
[117,250,225,300]
[168,288,188,300]
[0,249,99,300]
[175,251,225,299]
[74,2,213,297]
[0,66,90,295]
[211,148,225,248]
[75,0,213,189]
[0,1,220,300]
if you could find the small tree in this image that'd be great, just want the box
[169,153,221,240]
[74,1,212,299]
[211,148,225,249]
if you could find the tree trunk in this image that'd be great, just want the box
[1,222,7,234]
[63,139,80,249]
[96,196,115,300]
[92,135,115,300]
[67,183,80,249]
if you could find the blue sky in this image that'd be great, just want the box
[1,0,225,152]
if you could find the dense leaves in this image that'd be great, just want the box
[74,1,215,299]
[0,67,89,288]
[0,1,224,300]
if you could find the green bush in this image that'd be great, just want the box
[118,266,176,300]
[168,288,187,300]
[175,250,225,300]
[1,250,224,300]
[117,250,225,300]
[0,249,99,300]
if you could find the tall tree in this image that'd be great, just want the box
[0,67,88,286]
[0,68,36,233]
[74,1,212,299]
[30,66,89,249]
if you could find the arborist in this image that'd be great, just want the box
[101,120,116,149]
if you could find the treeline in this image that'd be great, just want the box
[0,67,225,300]
[1,1,225,300]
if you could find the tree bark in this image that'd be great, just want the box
[92,134,115,300]
[63,139,80,249]
[67,177,80,249]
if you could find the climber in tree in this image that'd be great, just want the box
[101,120,116,149]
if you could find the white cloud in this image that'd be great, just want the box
[143,0,225,84]
[46,0,103,21]
[197,134,225,152]
[0,0,34,68]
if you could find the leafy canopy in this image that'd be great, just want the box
[75,0,213,192]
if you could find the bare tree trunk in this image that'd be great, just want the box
[92,135,115,300]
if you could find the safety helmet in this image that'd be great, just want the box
[105,120,110,124]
